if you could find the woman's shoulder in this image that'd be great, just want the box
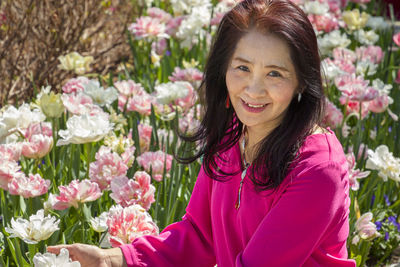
[298,127,346,167]
[281,128,350,201]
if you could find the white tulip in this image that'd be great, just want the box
[90,211,109,233]
[366,145,400,182]
[33,248,81,267]
[83,80,118,107]
[5,210,59,244]
[57,113,113,146]
[155,81,191,105]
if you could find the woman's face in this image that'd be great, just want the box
[225,31,299,137]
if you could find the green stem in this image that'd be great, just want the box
[0,189,9,227]
[28,243,37,265]
[85,143,92,179]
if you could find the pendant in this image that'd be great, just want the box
[235,167,248,209]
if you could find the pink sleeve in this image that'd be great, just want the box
[235,161,356,267]
[119,167,216,267]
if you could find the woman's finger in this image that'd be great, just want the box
[47,245,73,254]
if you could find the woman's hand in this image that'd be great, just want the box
[47,243,127,267]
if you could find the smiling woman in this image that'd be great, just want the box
[48,0,356,266]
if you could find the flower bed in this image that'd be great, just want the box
[1,0,400,266]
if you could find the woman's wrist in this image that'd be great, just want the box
[104,247,127,267]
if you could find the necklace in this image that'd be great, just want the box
[235,130,250,210]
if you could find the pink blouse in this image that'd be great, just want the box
[120,130,357,266]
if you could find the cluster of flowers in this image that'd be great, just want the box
[0,69,203,255]
[290,0,398,133]
[2,0,400,265]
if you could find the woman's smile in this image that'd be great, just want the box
[241,99,269,113]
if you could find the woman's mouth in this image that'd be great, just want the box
[241,99,268,113]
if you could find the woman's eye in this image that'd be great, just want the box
[267,71,282,77]
[237,65,249,72]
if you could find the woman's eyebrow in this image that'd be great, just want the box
[232,56,290,72]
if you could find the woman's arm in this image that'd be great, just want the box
[120,166,215,266]
[48,166,215,267]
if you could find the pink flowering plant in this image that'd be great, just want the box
[1,0,400,266]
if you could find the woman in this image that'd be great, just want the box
[48,0,356,266]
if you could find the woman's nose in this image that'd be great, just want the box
[245,76,266,97]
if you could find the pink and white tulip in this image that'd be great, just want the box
[8,173,50,198]
[0,160,22,190]
[22,134,53,159]
[0,143,22,162]
[89,146,129,190]
[138,123,153,152]
[169,67,203,88]
[335,74,378,102]
[345,152,370,191]
[52,179,102,210]
[128,16,169,40]
[107,204,159,247]
[352,212,380,244]
[110,172,155,210]
[61,93,94,115]
[322,99,343,129]
[126,93,155,116]
[136,151,173,181]
[62,76,90,94]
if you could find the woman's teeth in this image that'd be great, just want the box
[245,101,267,108]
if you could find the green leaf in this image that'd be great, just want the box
[82,204,92,222]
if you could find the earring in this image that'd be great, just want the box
[226,96,230,109]
[297,93,302,102]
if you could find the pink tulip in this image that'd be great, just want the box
[179,108,201,133]
[121,146,136,168]
[339,96,370,119]
[52,179,102,210]
[128,16,168,40]
[147,7,172,23]
[152,38,168,55]
[114,80,145,97]
[334,59,356,74]
[322,99,343,129]
[352,212,380,244]
[345,152,370,191]
[173,82,197,111]
[22,135,53,159]
[356,46,384,64]
[136,151,173,182]
[107,204,159,247]
[8,173,50,198]
[126,93,155,115]
[169,67,203,87]
[62,77,89,94]
[110,171,155,210]
[165,16,185,37]
[0,161,22,190]
[308,13,339,33]
[335,74,379,102]
[368,94,392,113]
[333,47,356,63]
[0,143,22,162]
[89,146,129,190]
[138,123,153,152]
[24,122,52,139]
[61,93,93,115]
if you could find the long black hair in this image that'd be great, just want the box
[178,0,325,191]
